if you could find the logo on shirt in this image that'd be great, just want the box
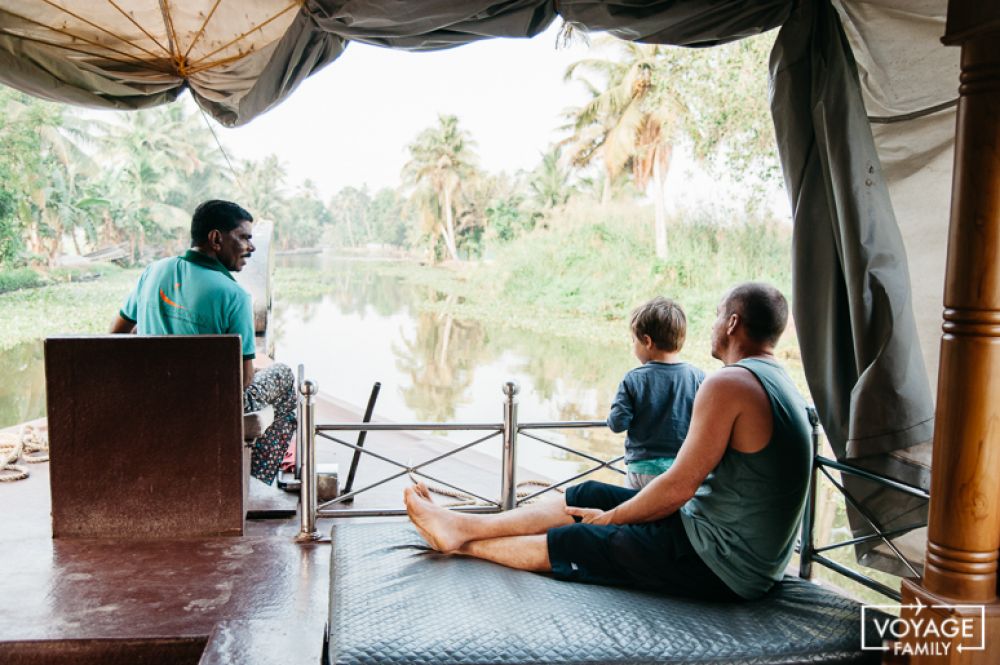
[160,283,185,310]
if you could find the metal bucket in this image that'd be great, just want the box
[317,463,339,502]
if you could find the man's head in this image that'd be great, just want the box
[190,200,254,272]
[630,296,687,361]
[711,282,788,360]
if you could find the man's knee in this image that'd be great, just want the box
[566,480,605,507]
[566,479,637,511]
[273,362,294,382]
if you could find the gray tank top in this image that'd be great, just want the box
[680,358,812,599]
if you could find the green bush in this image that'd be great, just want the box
[0,262,121,295]
[0,268,46,294]
[48,262,122,283]
[480,201,792,332]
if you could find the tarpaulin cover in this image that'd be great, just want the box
[0,1,792,125]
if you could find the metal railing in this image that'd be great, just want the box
[293,381,927,602]
[797,410,930,602]
[295,379,618,539]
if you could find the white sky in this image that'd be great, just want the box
[206,24,788,219]
[213,24,593,199]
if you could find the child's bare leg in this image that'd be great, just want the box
[403,483,572,553]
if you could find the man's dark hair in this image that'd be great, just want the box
[190,200,253,245]
[631,296,687,352]
[724,282,788,347]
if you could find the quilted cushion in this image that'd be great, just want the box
[328,522,881,665]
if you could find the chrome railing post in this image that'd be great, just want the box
[295,379,322,542]
[500,381,519,511]
[294,363,304,481]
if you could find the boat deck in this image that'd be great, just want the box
[0,392,549,664]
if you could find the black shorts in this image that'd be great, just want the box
[546,480,740,601]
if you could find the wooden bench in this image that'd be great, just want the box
[44,335,262,539]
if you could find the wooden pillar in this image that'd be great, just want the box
[898,3,1000,663]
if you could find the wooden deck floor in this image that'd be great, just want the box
[0,393,555,664]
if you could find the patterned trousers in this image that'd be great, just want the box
[244,363,297,485]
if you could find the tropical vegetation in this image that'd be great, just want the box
[0,32,780,277]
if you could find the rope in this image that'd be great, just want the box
[197,105,243,192]
[0,424,49,483]
[424,479,564,508]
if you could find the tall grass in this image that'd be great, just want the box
[479,201,792,348]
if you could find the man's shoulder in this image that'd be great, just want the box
[143,255,181,272]
[700,365,767,398]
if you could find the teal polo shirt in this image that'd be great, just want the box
[120,249,256,360]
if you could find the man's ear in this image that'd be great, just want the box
[206,229,223,250]
[641,334,654,349]
[726,313,739,336]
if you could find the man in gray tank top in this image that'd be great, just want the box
[404,283,812,601]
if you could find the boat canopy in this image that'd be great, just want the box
[0,0,957,575]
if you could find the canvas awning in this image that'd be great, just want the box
[0,0,953,576]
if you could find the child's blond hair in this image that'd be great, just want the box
[630,297,687,352]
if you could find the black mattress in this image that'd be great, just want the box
[328,522,881,665]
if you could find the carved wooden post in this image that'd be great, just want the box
[899,3,1000,663]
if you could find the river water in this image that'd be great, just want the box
[0,254,637,483]
[270,254,635,482]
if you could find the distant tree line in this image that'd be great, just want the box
[0,33,777,269]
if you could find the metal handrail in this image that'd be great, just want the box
[315,429,502,508]
[797,412,930,602]
[297,385,931,604]
[295,379,618,528]
[317,423,504,431]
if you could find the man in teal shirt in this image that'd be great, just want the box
[111,200,296,484]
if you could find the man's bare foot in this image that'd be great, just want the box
[412,481,432,500]
[403,485,467,553]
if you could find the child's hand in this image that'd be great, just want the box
[565,506,614,525]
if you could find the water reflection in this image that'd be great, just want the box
[0,255,638,481]
[272,255,637,480]
[395,307,488,422]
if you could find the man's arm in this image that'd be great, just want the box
[109,315,136,334]
[243,358,255,390]
[569,368,750,525]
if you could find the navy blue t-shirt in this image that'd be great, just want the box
[607,361,705,463]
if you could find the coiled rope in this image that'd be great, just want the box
[0,425,49,482]
[426,479,564,508]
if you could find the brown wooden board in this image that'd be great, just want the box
[44,335,246,538]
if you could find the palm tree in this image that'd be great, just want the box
[402,115,478,262]
[238,154,289,223]
[562,39,681,259]
[528,147,574,211]
[329,186,371,247]
[100,105,204,258]
[632,108,676,260]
